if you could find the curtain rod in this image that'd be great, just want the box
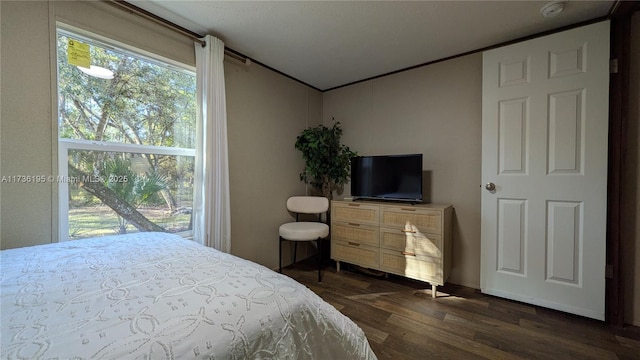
[110,0,206,46]
[109,0,250,63]
[108,1,314,86]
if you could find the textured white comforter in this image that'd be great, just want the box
[1,232,377,359]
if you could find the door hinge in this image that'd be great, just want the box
[605,264,613,279]
[610,59,618,74]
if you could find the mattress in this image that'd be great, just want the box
[1,232,377,359]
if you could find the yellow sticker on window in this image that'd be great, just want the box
[67,39,90,68]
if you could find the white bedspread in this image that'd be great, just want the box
[1,232,377,359]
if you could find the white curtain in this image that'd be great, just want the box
[193,35,231,252]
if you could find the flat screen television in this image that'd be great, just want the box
[350,154,423,203]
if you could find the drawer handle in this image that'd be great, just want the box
[348,203,361,207]
[402,251,416,256]
[401,208,416,212]
[348,222,361,227]
[401,229,417,233]
[348,241,360,246]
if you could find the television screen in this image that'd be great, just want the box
[350,154,423,202]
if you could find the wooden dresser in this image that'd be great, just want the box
[331,200,452,297]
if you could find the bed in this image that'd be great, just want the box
[1,232,377,359]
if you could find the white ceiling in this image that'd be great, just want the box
[128,1,614,91]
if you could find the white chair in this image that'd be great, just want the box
[279,196,329,283]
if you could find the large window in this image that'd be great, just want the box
[56,27,197,240]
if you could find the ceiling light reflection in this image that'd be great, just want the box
[77,65,114,79]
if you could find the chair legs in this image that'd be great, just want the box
[278,237,323,283]
[278,237,283,273]
[317,237,322,283]
[293,242,298,265]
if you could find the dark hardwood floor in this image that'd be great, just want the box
[281,260,640,360]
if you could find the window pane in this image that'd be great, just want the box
[57,33,196,149]
[57,28,197,241]
[66,150,194,240]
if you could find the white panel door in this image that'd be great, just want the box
[481,21,610,320]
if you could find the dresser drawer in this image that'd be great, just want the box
[332,221,379,247]
[332,202,380,226]
[380,226,442,257]
[380,249,443,284]
[380,206,442,234]
[332,241,379,269]
[330,200,451,290]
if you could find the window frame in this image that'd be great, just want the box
[55,24,197,241]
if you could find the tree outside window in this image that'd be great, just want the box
[57,29,197,240]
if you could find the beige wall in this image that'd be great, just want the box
[626,11,640,327]
[1,1,53,249]
[225,59,321,267]
[323,54,483,288]
[0,1,320,272]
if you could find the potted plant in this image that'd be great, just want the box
[294,120,357,200]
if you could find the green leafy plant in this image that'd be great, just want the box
[100,157,168,234]
[294,121,357,200]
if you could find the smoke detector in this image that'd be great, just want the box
[540,1,565,18]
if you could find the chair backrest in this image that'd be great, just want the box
[286,196,329,214]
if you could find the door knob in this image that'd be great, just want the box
[485,182,496,191]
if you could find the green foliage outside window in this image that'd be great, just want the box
[57,32,196,238]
